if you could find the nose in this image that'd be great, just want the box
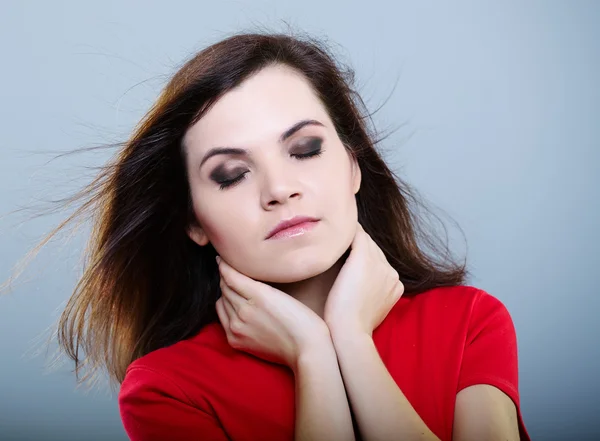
[259,163,302,210]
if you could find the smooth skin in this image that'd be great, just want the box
[184,64,520,440]
[216,222,520,441]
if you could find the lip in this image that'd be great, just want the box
[266,216,320,240]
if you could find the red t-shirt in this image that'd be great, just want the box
[119,285,530,440]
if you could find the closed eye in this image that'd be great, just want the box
[216,171,249,190]
[290,137,324,160]
[292,149,323,160]
[215,137,324,190]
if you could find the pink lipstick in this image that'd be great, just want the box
[266,216,320,240]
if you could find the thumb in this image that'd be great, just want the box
[218,257,265,302]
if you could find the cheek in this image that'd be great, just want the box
[333,166,360,237]
[200,220,225,248]
[197,211,233,249]
[191,192,226,246]
[194,193,255,252]
[324,158,357,210]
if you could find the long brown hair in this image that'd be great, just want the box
[3,30,467,390]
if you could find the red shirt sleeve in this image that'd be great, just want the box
[119,366,230,441]
[457,290,530,440]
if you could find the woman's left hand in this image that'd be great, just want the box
[324,221,405,336]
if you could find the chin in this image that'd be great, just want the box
[260,244,351,283]
[241,251,333,284]
[258,263,324,284]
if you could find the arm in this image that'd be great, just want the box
[453,385,520,441]
[452,291,528,441]
[323,225,527,440]
[329,327,439,441]
[214,257,356,440]
[328,292,527,441]
[293,336,356,441]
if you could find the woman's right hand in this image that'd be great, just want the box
[215,256,331,370]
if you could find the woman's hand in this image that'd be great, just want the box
[215,256,330,370]
[324,221,405,336]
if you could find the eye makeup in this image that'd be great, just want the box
[209,136,324,190]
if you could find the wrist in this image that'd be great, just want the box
[326,317,371,339]
[293,333,336,375]
[328,322,373,348]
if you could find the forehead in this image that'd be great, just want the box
[183,64,330,154]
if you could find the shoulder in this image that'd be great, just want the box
[405,285,519,363]
[411,284,495,305]
[119,319,287,404]
[119,321,228,403]
[118,322,238,440]
[400,284,509,319]
[384,285,515,341]
[126,321,225,373]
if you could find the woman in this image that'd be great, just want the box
[25,32,530,440]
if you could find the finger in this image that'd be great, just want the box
[216,296,242,346]
[217,258,259,303]
[215,297,230,328]
[349,222,362,246]
[359,223,386,260]
[369,235,386,261]
[393,279,405,301]
[222,293,238,319]
[220,278,246,314]
[350,221,368,251]
[354,221,364,239]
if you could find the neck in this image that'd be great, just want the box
[269,251,349,319]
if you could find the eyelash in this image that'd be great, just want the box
[218,148,324,190]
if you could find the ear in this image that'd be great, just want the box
[187,222,210,246]
[350,153,362,195]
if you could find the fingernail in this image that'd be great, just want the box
[216,256,221,264]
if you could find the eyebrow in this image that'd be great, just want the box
[198,119,325,169]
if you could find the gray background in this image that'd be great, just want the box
[1,1,598,440]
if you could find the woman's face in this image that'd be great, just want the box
[183,64,361,283]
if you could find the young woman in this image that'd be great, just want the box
[24,32,530,440]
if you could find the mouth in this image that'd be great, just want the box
[266,216,320,240]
